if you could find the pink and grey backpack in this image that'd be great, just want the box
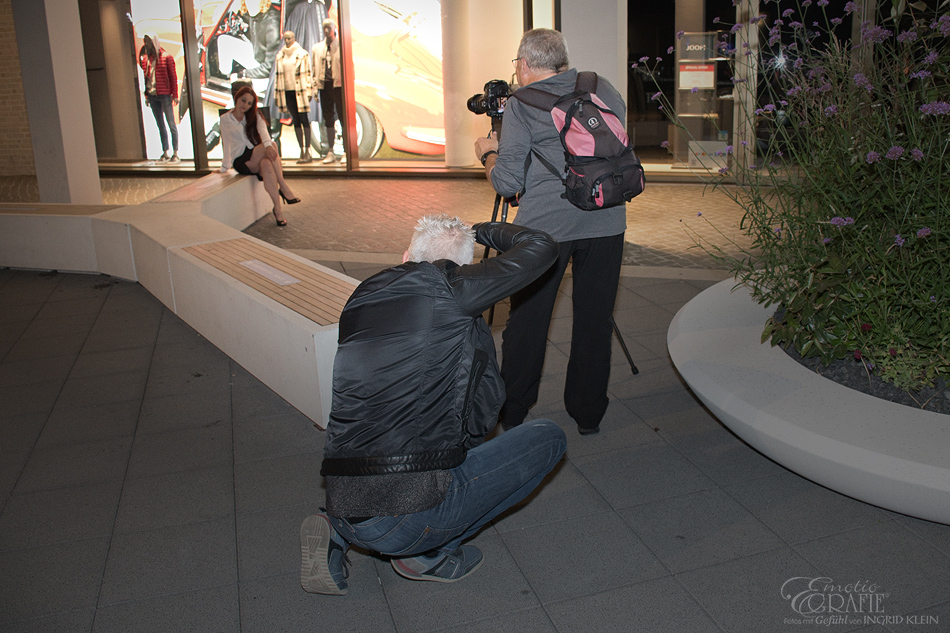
[512,71,645,210]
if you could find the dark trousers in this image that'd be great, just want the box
[319,85,344,143]
[499,233,624,431]
[284,90,311,150]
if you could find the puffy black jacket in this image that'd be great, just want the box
[321,222,558,477]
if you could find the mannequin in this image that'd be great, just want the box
[139,32,180,162]
[311,18,345,163]
[274,30,314,163]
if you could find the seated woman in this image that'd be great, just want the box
[219,85,299,226]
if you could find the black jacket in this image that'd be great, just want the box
[321,222,558,479]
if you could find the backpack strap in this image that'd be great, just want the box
[574,71,598,94]
[511,85,559,111]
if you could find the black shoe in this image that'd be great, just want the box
[279,190,301,204]
[272,208,287,226]
[578,426,600,436]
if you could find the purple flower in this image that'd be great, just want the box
[676,30,685,39]
[740,140,749,147]
[691,86,699,93]
[750,15,765,24]
[697,212,702,216]
[919,101,950,116]
[861,22,892,45]
[787,86,803,97]
[885,146,904,160]
[911,148,924,161]
[731,23,742,33]
[931,296,937,303]
[651,91,662,101]
[823,237,832,244]
[897,30,918,43]
[802,0,812,6]
[924,51,938,65]
[668,46,675,54]
[818,0,829,6]
[910,70,932,80]
[768,27,782,46]
[713,17,720,24]
[639,56,650,63]
[917,227,932,238]
[789,21,804,29]
[866,151,881,164]
[895,234,905,247]
[831,17,843,25]
[782,8,795,17]
[824,105,838,116]
[660,141,670,148]
[830,216,855,227]
[853,73,873,92]
[844,2,858,13]
[718,167,729,175]
[932,14,950,37]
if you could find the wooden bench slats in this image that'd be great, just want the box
[184,238,357,326]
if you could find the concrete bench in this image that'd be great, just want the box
[0,172,357,427]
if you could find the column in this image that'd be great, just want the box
[11,0,102,204]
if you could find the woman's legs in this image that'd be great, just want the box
[246,145,285,223]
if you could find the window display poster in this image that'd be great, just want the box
[679,63,715,90]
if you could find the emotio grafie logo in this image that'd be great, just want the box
[780,577,940,627]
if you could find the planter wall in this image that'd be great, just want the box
[667,279,950,525]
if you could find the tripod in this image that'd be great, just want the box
[482,196,639,376]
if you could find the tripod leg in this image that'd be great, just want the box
[485,196,508,326]
[611,316,639,375]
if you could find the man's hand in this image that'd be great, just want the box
[474,133,498,162]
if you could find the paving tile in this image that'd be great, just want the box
[0,380,62,418]
[114,465,235,533]
[68,346,154,379]
[0,412,49,452]
[126,423,233,478]
[98,517,237,605]
[0,449,29,504]
[0,537,110,623]
[724,468,892,545]
[546,576,721,633]
[1,609,96,633]
[233,411,323,464]
[82,322,159,353]
[500,511,666,604]
[678,547,823,633]
[0,356,74,392]
[2,333,85,363]
[433,607,558,633]
[34,296,106,320]
[669,427,789,486]
[572,441,716,510]
[231,375,303,422]
[618,488,784,574]
[0,302,42,324]
[14,437,132,493]
[55,370,149,409]
[492,459,612,534]
[136,390,231,435]
[892,514,950,557]
[607,356,689,401]
[236,503,314,581]
[544,400,659,460]
[0,481,121,550]
[239,566,394,633]
[37,399,140,447]
[381,532,540,633]
[234,452,324,514]
[143,355,231,400]
[148,336,229,374]
[18,312,99,340]
[91,584,239,633]
[794,520,950,618]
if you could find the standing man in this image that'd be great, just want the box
[274,31,314,163]
[311,18,345,163]
[139,32,180,163]
[300,216,565,595]
[474,29,628,436]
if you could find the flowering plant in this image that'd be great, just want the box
[638,0,950,392]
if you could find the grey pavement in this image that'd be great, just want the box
[1,177,949,632]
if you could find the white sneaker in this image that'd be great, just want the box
[322,151,336,164]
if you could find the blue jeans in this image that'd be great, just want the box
[329,419,566,556]
[147,94,178,153]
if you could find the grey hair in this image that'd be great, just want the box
[322,18,337,30]
[407,214,475,264]
[517,28,569,72]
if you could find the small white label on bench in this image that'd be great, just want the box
[239,259,302,286]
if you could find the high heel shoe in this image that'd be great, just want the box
[272,208,287,227]
[279,190,300,204]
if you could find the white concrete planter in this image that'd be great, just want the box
[667,279,950,525]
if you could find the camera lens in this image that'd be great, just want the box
[467,94,488,115]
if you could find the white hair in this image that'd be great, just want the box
[407,214,475,264]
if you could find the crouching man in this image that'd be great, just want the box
[301,215,566,594]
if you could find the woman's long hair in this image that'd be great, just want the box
[233,86,262,146]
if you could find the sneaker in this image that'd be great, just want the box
[391,545,484,583]
[169,153,180,164]
[322,151,336,164]
[158,153,170,162]
[300,514,349,595]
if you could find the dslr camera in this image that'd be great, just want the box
[467,80,511,119]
